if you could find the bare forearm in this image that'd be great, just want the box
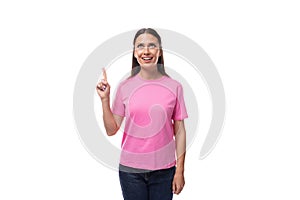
[101,98,118,136]
[175,136,186,174]
[172,120,186,195]
[176,151,185,174]
[174,120,186,174]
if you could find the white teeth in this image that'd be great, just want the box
[143,57,152,60]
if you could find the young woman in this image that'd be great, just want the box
[96,28,188,200]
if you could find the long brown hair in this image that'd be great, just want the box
[130,28,169,77]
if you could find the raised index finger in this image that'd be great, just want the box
[102,68,107,81]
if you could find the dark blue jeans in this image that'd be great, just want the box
[119,166,176,200]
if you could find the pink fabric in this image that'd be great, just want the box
[112,74,188,170]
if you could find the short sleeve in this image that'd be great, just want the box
[172,84,188,120]
[112,84,125,117]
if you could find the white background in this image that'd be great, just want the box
[1,0,299,199]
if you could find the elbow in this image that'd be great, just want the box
[106,126,120,136]
[106,131,117,136]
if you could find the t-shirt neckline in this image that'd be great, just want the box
[136,73,166,82]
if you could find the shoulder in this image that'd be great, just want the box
[159,76,185,96]
[115,76,135,89]
[114,76,138,97]
[163,76,184,88]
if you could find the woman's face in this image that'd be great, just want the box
[134,33,161,68]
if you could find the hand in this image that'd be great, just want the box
[96,68,110,101]
[172,172,185,195]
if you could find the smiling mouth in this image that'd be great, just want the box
[142,57,153,61]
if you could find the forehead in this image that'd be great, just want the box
[135,33,159,44]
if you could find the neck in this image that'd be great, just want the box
[139,67,162,80]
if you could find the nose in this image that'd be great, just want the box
[143,47,150,54]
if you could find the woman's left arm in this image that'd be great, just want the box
[172,120,186,195]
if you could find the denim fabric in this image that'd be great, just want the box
[119,166,175,200]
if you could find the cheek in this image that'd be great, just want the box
[154,50,161,58]
[134,50,141,59]
[134,52,138,59]
[149,49,159,56]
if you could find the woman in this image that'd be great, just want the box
[96,28,188,200]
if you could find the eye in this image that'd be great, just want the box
[148,43,157,49]
[136,44,144,49]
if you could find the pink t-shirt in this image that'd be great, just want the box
[112,74,188,170]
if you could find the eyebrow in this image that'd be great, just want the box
[136,42,158,46]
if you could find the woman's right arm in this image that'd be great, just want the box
[96,68,123,136]
[101,98,123,136]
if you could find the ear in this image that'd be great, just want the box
[159,48,162,56]
[159,50,162,57]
